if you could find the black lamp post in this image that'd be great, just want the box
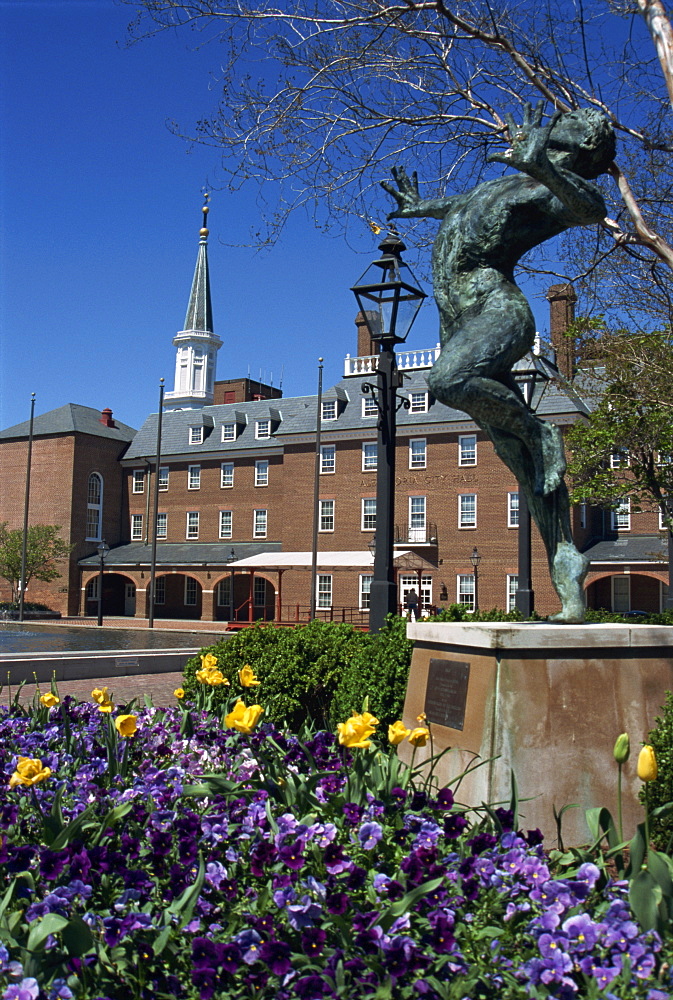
[352,231,426,633]
[470,546,481,612]
[96,540,109,627]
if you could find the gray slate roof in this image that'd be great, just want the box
[78,541,281,568]
[0,404,136,442]
[583,535,668,563]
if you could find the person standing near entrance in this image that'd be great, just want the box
[405,588,419,621]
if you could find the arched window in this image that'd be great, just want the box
[86,472,103,541]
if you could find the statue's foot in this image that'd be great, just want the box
[549,541,589,624]
[534,422,566,496]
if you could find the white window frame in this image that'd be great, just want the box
[189,426,204,445]
[132,469,144,494]
[458,434,477,466]
[220,462,234,488]
[409,391,428,413]
[361,498,376,532]
[362,395,378,418]
[85,472,103,542]
[399,574,433,613]
[319,499,335,532]
[86,577,99,600]
[409,438,427,470]
[610,450,630,469]
[320,445,336,474]
[131,514,143,541]
[457,574,476,612]
[158,467,169,491]
[321,400,337,421]
[221,423,237,442]
[508,492,519,528]
[612,575,630,613]
[184,577,198,606]
[362,442,377,472]
[507,574,519,613]
[156,512,167,539]
[254,509,268,538]
[255,459,269,487]
[217,578,231,607]
[611,498,631,531]
[317,574,332,609]
[254,577,267,607]
[219,510,233,539]
[255,419,271,439]
[359,574,372,610]
[186,512,199,539]
[154,577,165,605]
[188,465,201,490]
[459,493,477,529]
[409,496,427,542]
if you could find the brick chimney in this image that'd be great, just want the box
[99,408,116,428]
[355,312,381,359]
[546,283,577,379]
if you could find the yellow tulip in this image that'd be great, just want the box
[174,688,185,699]
[239,664,261,687]
[225,700,264,734]
[9,756,52,789]
[200,653,218,671]
[637,745,658,782]
[40,693,59,708]
[388,721,411,746]
[97,701,114,713]
[337,711,379,749]
[91,686,111,705]
[407,727,430,748]
[206,669,228,687]
[115,714,138,738]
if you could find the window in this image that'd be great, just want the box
[132,469,144,494]
[409,496,427,542]
[255,460,269,487]
[156,513,167,539]
[409,439,427,469]
[85,472,103,541]
[359,574,372,610]
[221,462,234,488]
[400,574,433,612]
[362,395,378,418]
[221,423,236,442]
[217,578,231,607]
[154,577,165,605]
[362,498,377,532]
[579,503,587,529]
[508,492,520,528]
[319,499,335,532]
[86,577,99,600]
[507,575,519,613]
[186,512,199,539]
[131,514,143,541]
[184,578,198,606]
[457,574,476,612]
[188,465,201,490]
[254,509,267,538]
[320,445,335,474]
[158,467,169,491]
[611,498,631,531]
[254,578,267,607]
[612,575,630,613]
[610,450,630,468]
[409,391,428,413]
[459,493,477,528]
[189,426,203,445]
[219,510,233,539]
[322,400,337,421]
[362,442,377,471]
[661,503,670,531]
[459,434,477,466]
[256,419,271,439]
[317,574,332,609]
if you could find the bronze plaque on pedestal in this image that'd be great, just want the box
[424,658,470,731]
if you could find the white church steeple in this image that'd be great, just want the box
[164,196,223,410]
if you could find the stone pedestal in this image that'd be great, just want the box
[400,622,673,846]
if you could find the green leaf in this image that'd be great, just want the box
[376,877,444,932]
[167,855,205,928]
[49,802,98,851]
[61,917,95,957]
[629,867,662,931]
[26,912,69,952]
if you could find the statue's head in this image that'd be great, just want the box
[547,109,615,178]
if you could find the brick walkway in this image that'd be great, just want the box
[0,671,186,709]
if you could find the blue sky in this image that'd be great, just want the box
[0,0,555,433]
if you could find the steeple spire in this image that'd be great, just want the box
[164,195,223,411]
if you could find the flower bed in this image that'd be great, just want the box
[0,679,671,999]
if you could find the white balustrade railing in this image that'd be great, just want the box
[344,345,441,377]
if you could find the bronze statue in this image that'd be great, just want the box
[383,103,615,622]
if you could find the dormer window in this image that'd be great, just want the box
[322,400,337,421]
[362,396,378,418]
[409,391,428,413]
[189,426,204,445]
[221,423,237,442]
[256,419,271,439]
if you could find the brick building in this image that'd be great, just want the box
[1,210,669,620]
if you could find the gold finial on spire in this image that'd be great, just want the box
[200,191,210,238]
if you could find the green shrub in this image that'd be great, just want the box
[642,690,673,849]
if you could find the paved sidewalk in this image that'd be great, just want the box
[0,671,185,708]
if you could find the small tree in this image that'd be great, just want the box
[0,524,72,602]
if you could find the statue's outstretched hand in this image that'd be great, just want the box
[487,102,562,176]
[381,167,422,218]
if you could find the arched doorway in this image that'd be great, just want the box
[84,573,136,617]
[151,573,203,619]
[586,572,668,613]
